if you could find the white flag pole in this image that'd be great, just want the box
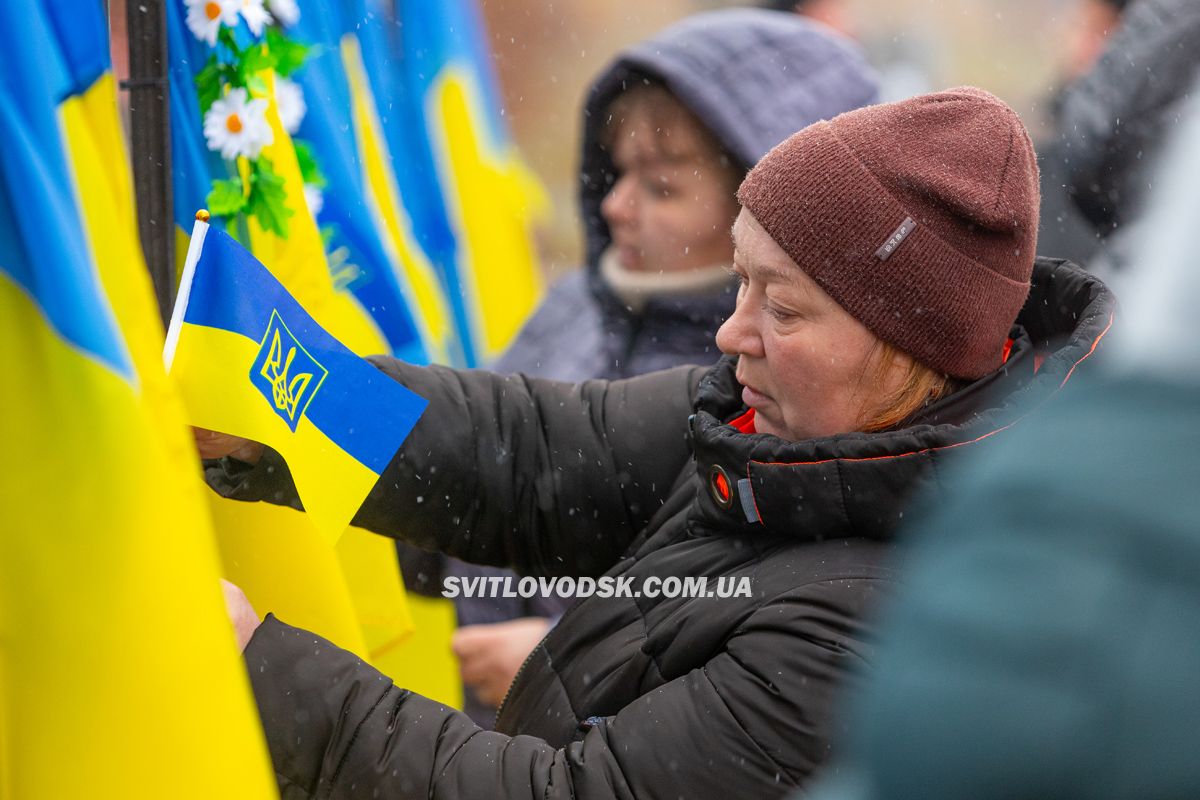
[162,211,212,371]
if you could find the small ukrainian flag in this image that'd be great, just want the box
[165,213,427,541]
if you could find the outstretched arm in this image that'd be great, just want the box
[208,362,703,578]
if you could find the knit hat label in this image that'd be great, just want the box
[874,217,916,262]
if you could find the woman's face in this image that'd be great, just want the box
[716,209,911,441]
[599,98,740,273]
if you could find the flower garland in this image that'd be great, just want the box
[186,0,321,238]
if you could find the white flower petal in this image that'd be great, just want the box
[275,77,307,135]
[304,184,324,217]
[266,0,300,28]
[203,87,274,161]
[238,0,273,37]
[185,0,238,46]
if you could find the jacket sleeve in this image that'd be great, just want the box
[208,362,704,577]
[245,578,884,800]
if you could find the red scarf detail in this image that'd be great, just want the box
[728,408,757,434]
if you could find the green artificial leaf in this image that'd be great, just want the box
[238,43,278,86]
[247,158,293,238]
[244,73,268,97]
[195,55,223,114]
[217,26,241,58]
[292,140,326,188]
[266,27,311,77]
[206,177,247,216]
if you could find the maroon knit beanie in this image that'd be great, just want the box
[737,86,1039,379]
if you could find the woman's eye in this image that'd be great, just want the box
[765,304,796,322]
[640,175,675,197]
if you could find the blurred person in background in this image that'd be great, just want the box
[758,0,856,37]
[1048,0,1200,284]
[758,0,935,102]
[206,86,1114,799]
[437,7,880,727]
[1062,0,1130,78]
[802,83,1200,800]
[1036,0,1130,272]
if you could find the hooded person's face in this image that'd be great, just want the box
[717,209,913,441]
[599,95,740,274]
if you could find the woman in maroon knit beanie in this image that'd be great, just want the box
[205,87,1115,799]
[723,86,1043,435]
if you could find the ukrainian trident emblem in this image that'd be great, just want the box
[250,310,328,432]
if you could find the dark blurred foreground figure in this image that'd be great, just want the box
[440,8,880,726]
[1050,0,1200,279]
[804,90,1200,800]
[205,88,1115,799]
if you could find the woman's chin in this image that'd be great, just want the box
[752,413,789,440]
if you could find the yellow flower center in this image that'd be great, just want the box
[205,2,221,21]
[225,113,243,134]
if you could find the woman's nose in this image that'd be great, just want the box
[715,295,762,358]
[600,174,636,227]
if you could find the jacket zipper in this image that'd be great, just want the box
[615,312,645,377]
[492,581,597,728]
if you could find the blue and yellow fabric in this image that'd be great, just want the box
[166,0,415,661]
[165,220,427,542]
[288,1,456,365]
[0,2,277,795]
[266,0,463,706]
[391,0,545,365]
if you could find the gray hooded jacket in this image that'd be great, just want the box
[491,9,879,381]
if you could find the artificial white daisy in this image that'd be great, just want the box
[303,184,324,217]
[203,88,274,160]
[267,0,300,28]
[238,0,273,37]
[275,76,307,135]
[186,0,239,47]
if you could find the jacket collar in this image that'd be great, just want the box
[686,259,1117,543]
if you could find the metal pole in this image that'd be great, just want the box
[123,0,175,328]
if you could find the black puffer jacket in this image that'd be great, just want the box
[216,261,1114,799]
[446,12,880,727]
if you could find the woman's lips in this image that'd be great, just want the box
[741,382,771,409]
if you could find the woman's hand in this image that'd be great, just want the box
[452,617,552,707]
[220,579,262,652]
[193,427,265,463]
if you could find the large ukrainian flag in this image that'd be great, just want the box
[166,0,415,661]
[279,3,470,705]
[166,219,427,541]
[0,2,276,796]
[288,1,458,365]
[391,0,545,365]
